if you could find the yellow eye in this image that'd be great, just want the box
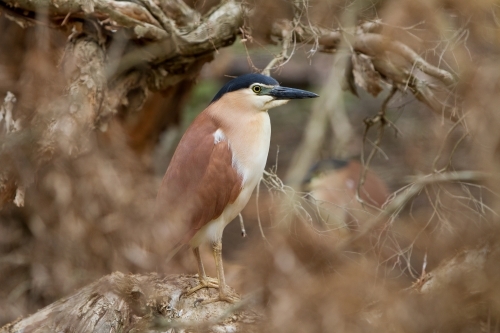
[252,85,262,93]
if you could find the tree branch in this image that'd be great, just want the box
[353,33,455,86]
[106,1,243,84]
[342,170,493,249]
[270,19,459,121]
[1,0,169,39]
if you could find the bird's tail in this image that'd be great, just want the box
[164,242,190,264]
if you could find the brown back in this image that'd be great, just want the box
[155,112,242,243]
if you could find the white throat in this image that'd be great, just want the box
[263,98,289,110]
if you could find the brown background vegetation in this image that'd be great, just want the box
[1,0,500,331]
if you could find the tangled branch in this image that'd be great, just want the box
[270,19,459,121]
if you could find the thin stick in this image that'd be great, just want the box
[357,86,397,208]
[256,178,267,242]
[238,213,246,237]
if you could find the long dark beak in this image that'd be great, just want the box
[268,86,319,100]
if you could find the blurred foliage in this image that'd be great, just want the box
[2,0,500,331]
[182,80,220,126]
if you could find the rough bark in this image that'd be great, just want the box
[0,272,261,333]
[41,33,106,158]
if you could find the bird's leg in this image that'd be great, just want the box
[201,241,240,304]
[184,247,219,296]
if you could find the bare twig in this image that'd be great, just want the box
[262,27,292,76]
[358,86,398,208]
[256,178,271,246]
[238,213,247,237]
[343,170,494,249]
[432,113,469,171]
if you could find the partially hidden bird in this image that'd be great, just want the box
[156,73,318,303]
[305,159,389,235]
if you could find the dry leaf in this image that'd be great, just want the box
[351,53,383,97]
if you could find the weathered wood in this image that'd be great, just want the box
[38,33,106,158]
[0,272,261,333]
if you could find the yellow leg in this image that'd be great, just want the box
[184,247,219,296]
[201,241,240,304]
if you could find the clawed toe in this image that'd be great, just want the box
[183,276,220,297]
[200,291,241,305]
[204,276,219,285]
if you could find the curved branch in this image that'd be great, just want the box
[353,33,455,87]
[160,0,200,27]
[110,1,243,82]
[271,20,342,53]
[176,1,242,54]
[134,0,175,33]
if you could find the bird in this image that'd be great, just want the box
[156,73,318,304]
[304,158,389,235]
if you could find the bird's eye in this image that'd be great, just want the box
[252,85,262,93]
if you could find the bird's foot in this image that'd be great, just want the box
[199,289,241,305]
[184,276,219,297]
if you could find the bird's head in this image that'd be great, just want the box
[210,73,319,112]
[303,159,351,190]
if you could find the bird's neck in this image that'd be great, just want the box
[205,106,271,186]
[205,101,271,140]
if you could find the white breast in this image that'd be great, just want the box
[230,112,271,192]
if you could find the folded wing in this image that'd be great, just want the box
[155,112,243,243]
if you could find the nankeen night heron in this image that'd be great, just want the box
[305,159,389,234]
[156,73,318,303]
